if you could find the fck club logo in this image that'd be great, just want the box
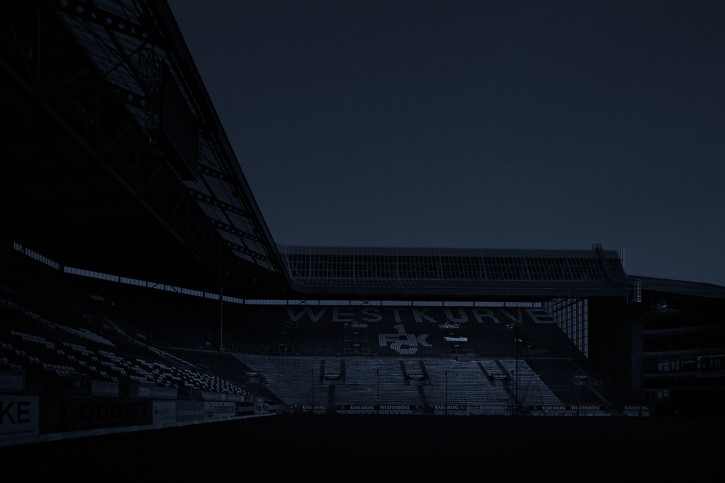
[378,324,431,355]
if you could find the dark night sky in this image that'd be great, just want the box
[168,0,725,287]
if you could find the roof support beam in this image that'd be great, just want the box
[187,187,251,218]
[209,219,264,244]
[40,0,159,44]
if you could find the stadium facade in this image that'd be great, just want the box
[1,0,724,448]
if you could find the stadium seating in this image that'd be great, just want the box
[0,293,249,401]
[194,303,635,415]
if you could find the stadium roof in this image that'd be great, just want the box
[630,276,725,301]
[280,244,630,299]
[1,0,289,295]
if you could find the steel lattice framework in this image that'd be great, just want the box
[1,0,289,295]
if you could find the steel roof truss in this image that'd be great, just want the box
[43,0,157,45]
[187,186,250,218]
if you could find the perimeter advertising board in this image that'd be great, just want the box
[152,400,176,426]
[176,400,205,422]
[65,397,152,430]
[0,395,39,439]
[204,401,236,419]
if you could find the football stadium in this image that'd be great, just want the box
[1,1,724,479]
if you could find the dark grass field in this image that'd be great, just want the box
[3,414,722,481]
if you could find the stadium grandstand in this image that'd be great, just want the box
[1,0,723,479]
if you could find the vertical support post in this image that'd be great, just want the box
[513,307,521,416]
[445,370,448,415]
[376,368,380,413]
[219,244,224,352]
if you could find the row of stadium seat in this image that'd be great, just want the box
[0,297,248,398]
[231,353,569,410]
